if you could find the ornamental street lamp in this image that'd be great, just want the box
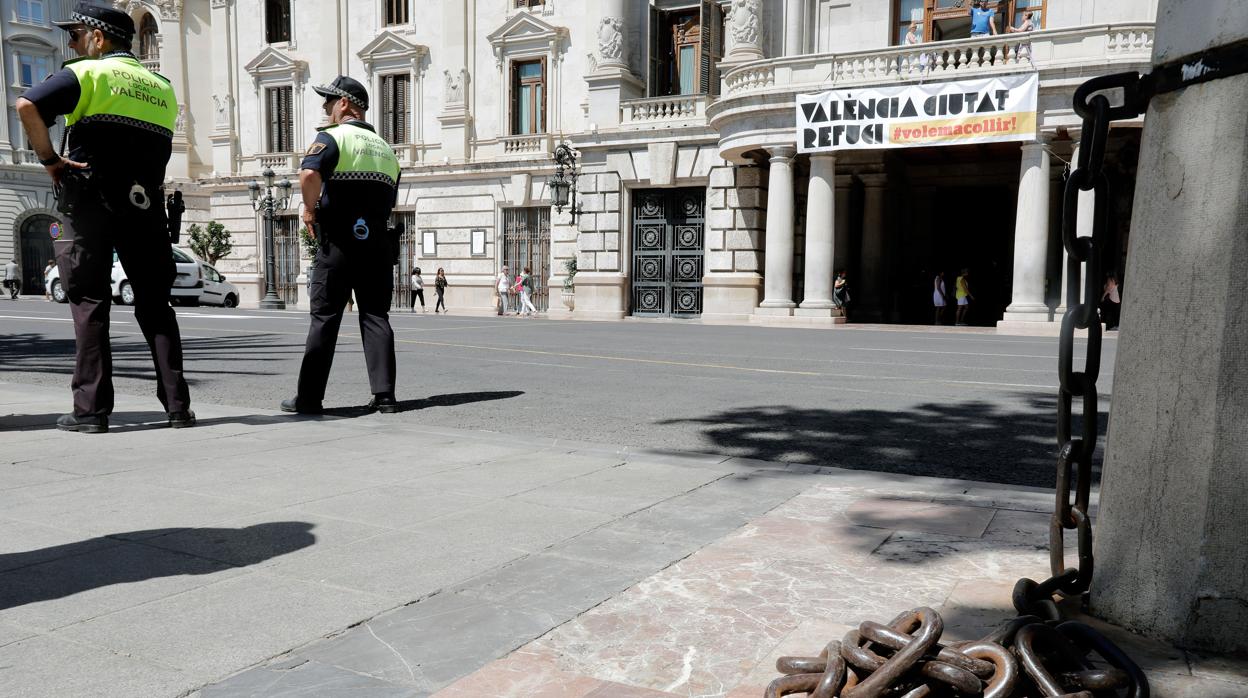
[549,142,582,224]
[248,167,293,310]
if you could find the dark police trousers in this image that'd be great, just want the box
[296,236,396,402]
[54,199,191,417]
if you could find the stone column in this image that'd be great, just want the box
[438,0,472,161]
[798,154,837,313]
[757,147,796,313]
[726,0,764,61]
[784,0,805,56]
[857,173,888,321]
[1000,141,1052,324]
[1093,0,1248,655]
[156,6,190,179]
[209,0,235,176]
[587,0,643,128]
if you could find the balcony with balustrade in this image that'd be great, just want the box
[708,23,1155,161]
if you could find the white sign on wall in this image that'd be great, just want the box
[796,73,1039,152]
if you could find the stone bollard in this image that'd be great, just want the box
[1092,0,1248,655]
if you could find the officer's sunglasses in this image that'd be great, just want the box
[67,27,90,42]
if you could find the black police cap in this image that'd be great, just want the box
[53,4,135,41]
[313,76,370,112]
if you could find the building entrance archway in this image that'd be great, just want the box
[18,213,57,295]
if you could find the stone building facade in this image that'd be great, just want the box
[0,0,1159,328]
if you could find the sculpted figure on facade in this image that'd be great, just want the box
[443,68,468,105]
[212,94,232,128]
[597,16,625,67]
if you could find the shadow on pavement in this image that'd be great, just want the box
[660,395,1108,488]
[0,522,316,611]
[320,390,525,418]
[0,392,525,431]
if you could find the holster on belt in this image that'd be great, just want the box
[54,169,92,218]
[166,190,185,244]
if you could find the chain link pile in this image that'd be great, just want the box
[767,72,1157,698]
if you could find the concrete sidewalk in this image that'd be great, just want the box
[1,383,1242,697]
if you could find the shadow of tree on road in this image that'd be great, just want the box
[660,395,1108,488]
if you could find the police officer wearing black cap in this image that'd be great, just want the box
[281,76,402,415]
[15,4,194,434]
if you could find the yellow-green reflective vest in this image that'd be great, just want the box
[64,54,177,134]
[324,122,401,186]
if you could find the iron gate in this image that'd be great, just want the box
[501,207,550,312]
[273,216,300,306]
[631,188,704,317]
[19,215,56,295]
[390,211,418,309]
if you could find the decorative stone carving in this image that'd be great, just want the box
[597,16,624,65]
[174,103,186,135]
[212,94,233,128]
[443,68,468,105]
[727,0,763,58]
[113,0,182,21]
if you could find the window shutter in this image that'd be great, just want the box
[648,6,660,97]
[381,75,393,143]
[699,1,713,95]
[397,75,409,144]
[709,2,724,96]
[509,61,519,134]
[539,57,548,134]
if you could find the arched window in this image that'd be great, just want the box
[139,14,159,61]
[266,0,291,44]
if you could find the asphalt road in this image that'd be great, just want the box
[0,300,1115,488]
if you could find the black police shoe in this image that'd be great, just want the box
[168,410,197,429]
[280,397,323,415]
[367,394,400,414]
[56,413,108,434]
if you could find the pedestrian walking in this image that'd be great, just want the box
[517,266,538,316]
[933,271,948,324]
[4,259,19,299]
[495,265,510,315]
[434,267,447,313]
[282,75,402,415]
[43,259,56,300]
[833,271,851,319]
[1101,272,1121,330]
[955,268,974,325]
[410,266,425,312]
[16,4,194,433]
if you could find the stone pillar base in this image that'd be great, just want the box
[795,307,846,320]
[701,273,762,323]
[586,68,644,129]
[754,305,794,317]
[571,272,627,321]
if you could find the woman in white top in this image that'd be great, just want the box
[410,267,425,312]
[496,265,511,316]
[933,271,948,325]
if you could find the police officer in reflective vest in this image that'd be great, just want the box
[282,76,402,415]
[15,5,193,434]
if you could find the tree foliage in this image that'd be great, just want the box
[187,221,233,265]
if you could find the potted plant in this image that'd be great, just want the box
[561,258,576,310]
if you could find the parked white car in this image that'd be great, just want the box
[198,263,240,307]
[47,246,204,305]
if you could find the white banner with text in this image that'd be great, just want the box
[796,73,1039,152]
